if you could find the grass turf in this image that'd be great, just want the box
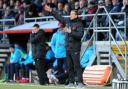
[0,83,112,89]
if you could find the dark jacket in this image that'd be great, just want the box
[122,5,128,17]
[30,30,46,59]
[51,10,84,52]
[104,2,123,26]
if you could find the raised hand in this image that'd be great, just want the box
[44,5,52,12]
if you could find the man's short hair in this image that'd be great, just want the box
[9,44,15,48]
[33,24,40,28]
[71,10,78,15]
[60,23,66,28]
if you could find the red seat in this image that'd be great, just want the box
[83,65,112,85]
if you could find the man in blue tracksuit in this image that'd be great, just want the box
[19,48,35,83]
[5,44,21,82]
[51,24,66,74]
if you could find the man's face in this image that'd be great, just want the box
[60,27,66,33]
[33,27,39,33]
[112,0,118,5]
[75,2,79,10]
[105,0,112,6]
[9,47,14,52]
[123,0,128,5]
[79,0,85,8]
[58,3,63,10]
[70,10,78,20]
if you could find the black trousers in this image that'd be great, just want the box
[20,63,35,78]
[5,63,20,80]
[66,50,83,83]
[34,59,48,85]
[57,58,66,74]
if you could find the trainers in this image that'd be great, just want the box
[76,83,85,89]
[7,80,16,83]
[16,77,21,81]
[65,83,75,88]
[19,79,29,83]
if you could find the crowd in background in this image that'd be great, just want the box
[0,0,127,25]
[0,0,127,40]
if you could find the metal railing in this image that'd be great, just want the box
[80,6,127,80]
[92,6,127,80]
[0,19,16,39]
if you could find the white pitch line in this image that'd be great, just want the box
[0,83,76,89]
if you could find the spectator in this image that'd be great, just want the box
[0,0,3,34]
[67,0,75,9]
[33,0,43,7]
[87,0,98,21]
[78,0,87,14]
[26,3,39,18]
[14,0,22,10]
[104,0,123,39]
[30,24,48,85]
[122,0,128,29]
[104,0,123,26]
[57,2,64,15]
[63,3,71,15]
[100,0,113,25]
[58,0,67,4]
[9,0,15,8]
[24,0,31,5]
[82,0,98,26]
[122,0,128,16]
[105,0,113,12]
[52,0,58,9]
[15,8,24,24]
[3,6,15,28]
[116,0,128,40]
[44,5,84,88]
[74,1,79,10]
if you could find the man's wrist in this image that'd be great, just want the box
[49,8,52,12]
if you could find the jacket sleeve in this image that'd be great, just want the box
[50,33,56,54]
[30,31,44,43]
[13,49,21,63]
[51,10,68,25]
[71,23,84,40]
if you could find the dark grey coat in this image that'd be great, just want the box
[30,30,46,60]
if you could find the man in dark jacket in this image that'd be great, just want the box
[44,5,84,88]
[30,24,48,85]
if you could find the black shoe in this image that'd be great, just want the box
[39,81,49,85]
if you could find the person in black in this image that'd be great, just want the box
[44,5,84,88]
[30,24,48,85]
